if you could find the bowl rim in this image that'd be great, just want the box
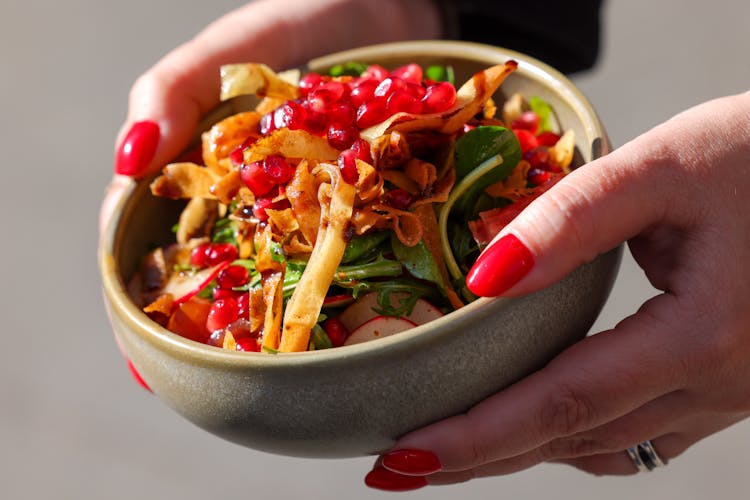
[99,40,607,369]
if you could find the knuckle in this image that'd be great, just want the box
[537,385,597,437]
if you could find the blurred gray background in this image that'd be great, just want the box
[1,0,749,498]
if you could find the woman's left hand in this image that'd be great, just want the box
[365,90,750,490]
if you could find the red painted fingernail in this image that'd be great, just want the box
[126,359,152,392]
[364,466,428,491]
[466,234,534,297]
[115,120,160,176]
[382,449,442,475]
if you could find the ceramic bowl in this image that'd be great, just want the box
[99,40,621,458]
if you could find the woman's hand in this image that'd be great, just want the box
[365,90,750,490]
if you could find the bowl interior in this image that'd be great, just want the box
[100,40,618,457]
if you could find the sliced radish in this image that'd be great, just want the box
[337,293,444,331]
[166,262,230,306]
[343,316,417,346]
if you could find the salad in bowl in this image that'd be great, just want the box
[129,57,576,354]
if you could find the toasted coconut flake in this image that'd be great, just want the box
[176,197,219,244]
[151,162,220,200]
[267,207,300,236]
[220,63,301,101]
[354,159,383,204]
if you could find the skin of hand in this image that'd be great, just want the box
[367,90,750,488]
[101,0,441,232]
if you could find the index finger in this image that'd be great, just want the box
[392,294,691,471]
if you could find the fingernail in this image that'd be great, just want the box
[364,466,428,491]
[466,234,534,297]
[382,449,442,475]
[126,359,152,392]
[115,120,160,176]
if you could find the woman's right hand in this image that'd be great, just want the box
[111,0,441,181]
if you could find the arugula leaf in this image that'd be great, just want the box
[390,234,445,292]
[310,324,333,350]
[211,217,238,245]
[341,230,390,263]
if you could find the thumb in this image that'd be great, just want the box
[465,129,676,297]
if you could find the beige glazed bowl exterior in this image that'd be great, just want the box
[100,40,621,458]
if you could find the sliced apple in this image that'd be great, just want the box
[337,292,444,332]
[343,316,417,346]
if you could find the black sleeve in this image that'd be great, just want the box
[438,0,604,74]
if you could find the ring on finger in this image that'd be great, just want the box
[626,440,667,472]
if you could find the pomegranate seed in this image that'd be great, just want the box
[326,101,356,126]
[235,337,261,352]
[362,64,389,81]
[308,81,348,108]
[253,196,275,221]
[190,243,212,268]
[237,292,249,318]
[240,161,275,196]
[327,122,359,150]
[351,138,373,164]
[390,63,423,84]
[513,129,539,154]
[523,147,550,169]
[259,112,275,135]
[274,100,307,130]
[511,111,540,134]
[206,297,239,333]
[387,89,423,115]
[298,72,324,95]
[355,96,388,128]
[302,109,328,136]
[421,82,457,113]
[537,131,561,147]
[217,265,249,290]
[337,149,359,184]
[373,77,407,98]
[350,78,379,107]
[229,146,244,165]
[263,155,294,184]
[213,288,241,300]
[405,82,427,100]
[528,168,551,186]
[383,188,414,209]
[323,317,350,347]
[207,329,225,347]
[206,243,239,266]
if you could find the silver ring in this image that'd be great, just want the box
[626,440,666,472]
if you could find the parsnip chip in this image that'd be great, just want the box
[176,197,219,244]
[280,163,356,352]
[201,111,261,174]
[150,162,221,200]
[244,128,340,163]
[549,129,575,173]
[220,63,301,102]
